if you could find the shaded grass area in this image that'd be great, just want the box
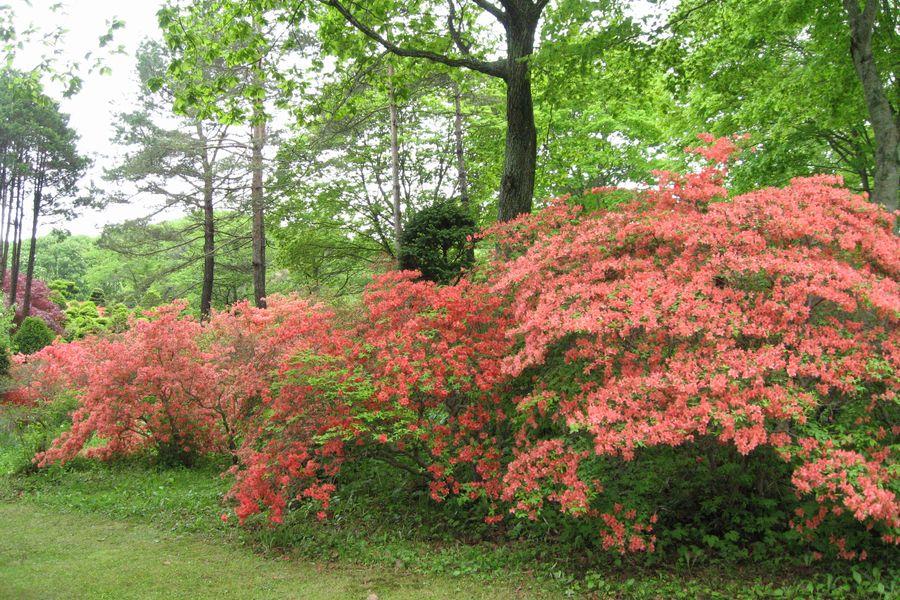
[0,458,897,598]
[0,503,543,600]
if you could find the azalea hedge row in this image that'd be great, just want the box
[6,137,898,559]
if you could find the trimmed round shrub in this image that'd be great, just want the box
[398,199,476,284]
[13,316,56,355]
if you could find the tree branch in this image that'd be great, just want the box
[447,0,473,56]
[471,0,507,23]
[323,0,506,78]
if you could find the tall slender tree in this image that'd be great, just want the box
[106,42,244,318]
[0,70,85,318]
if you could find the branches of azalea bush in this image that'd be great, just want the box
[9,296,333,466]
[5,136,898,557]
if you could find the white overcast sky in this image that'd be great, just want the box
[12,0,166,236]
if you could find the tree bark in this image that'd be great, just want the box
[843,0,898,229]
[198,125,215,319]
[22,171,44,316]
[388,63,403,255]
[7,174,24,307]
[0,158,8,289]
[250,117,267,308]
[452,80,470,206]
[497,7,539,222]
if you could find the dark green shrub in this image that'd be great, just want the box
[88,288,106,305]
[13,316,56,354]
[0,343,10,378]
[398,199,476,284]
[106,303,131,333]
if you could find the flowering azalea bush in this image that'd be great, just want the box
[231,135,897,556]
[485,134,898,554]
[9,296,333,467]
[6,135,897,559]
[229,272,511,523]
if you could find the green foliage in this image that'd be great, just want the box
[0,394,76,475]
[659,0,896,194]
[48,279,78,307]
[0,344,10,380]
[63,300,128,340]
[0,296,15,362]
[88,289,106,306]
[398,199,476,284]
[13,316,56,355]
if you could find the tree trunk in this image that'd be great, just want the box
[198,125,215,319]
[498,11,539,222]
[250,117,267,308]
[1,181,12,291]
[8,175,24,307]
[859,165,871,195]
[22,176,43,316]
[452,80,470,206]
[388,63,403,255]
[0,160,7,289]
[843,0,898,230]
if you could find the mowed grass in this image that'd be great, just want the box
[1,458,897,599]
[0,502,553,600]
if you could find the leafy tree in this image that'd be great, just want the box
[0,70,87,319]
[270,59,473,293]
[98,213,256,311]
[105,41,247,317]
[661,0,896,223]
[156,1,310,308]
[158,0,646,224]
[314,0,548,222]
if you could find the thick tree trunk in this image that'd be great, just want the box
[250,118,267,308]
[498,11,539,222]
[198,125,215,319]
[843,0,898,229]
[388,63,403,254]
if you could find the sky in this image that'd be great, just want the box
[11,0,166,236]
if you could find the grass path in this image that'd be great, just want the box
[0,503,554,600]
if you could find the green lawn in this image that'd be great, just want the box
[0,460,895,599]
[0,503,550,600]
